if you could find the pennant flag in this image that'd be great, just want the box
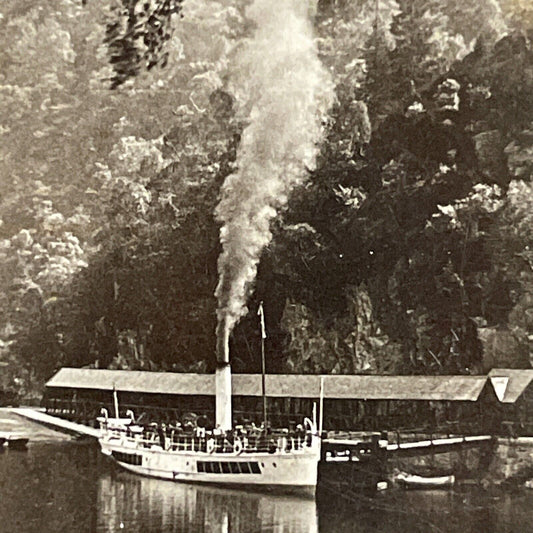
[258,301,267,339]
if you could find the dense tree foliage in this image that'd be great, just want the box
[1,0,532,395]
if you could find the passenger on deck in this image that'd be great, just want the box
[157,423,166,449]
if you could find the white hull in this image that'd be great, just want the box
[99,433,319,495]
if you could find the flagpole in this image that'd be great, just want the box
[113,383,119,419]
[319,376,324,436]
[259,301,267,428]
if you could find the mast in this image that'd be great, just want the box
[319,376,324,435]
[113,383,119,419]
[258,301,268,428]
[215,321,232,431]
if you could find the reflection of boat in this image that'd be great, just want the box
[97,307,322,495]
[97,471,318,532]
[394,472,455,490]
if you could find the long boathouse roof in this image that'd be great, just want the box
[47,368,490,402]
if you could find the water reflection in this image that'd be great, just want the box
[97,473,318,533]
[318,485,533,533]
[1,418,533,533]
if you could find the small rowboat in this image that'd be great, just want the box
[7,436,30,449]
[0,432,30,449]
[395,471,455,489]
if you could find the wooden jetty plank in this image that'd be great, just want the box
[386,435,492,451]
[9,408,100,438]
[324,439,374,446]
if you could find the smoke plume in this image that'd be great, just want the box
[215,0,334,354]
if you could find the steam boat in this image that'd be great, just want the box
[97,318,322,495]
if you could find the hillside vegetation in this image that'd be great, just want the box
[1,0,532,396]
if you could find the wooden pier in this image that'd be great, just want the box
[11,407,495,455]
[386,434,493,455]
[323,430,492,452]
[10,408,100,438]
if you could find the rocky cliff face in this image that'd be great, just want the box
[485,438,533,485]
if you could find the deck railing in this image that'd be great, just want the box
[102,424,313,455]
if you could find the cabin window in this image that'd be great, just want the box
[239,461,251,474]
[196,461,261,474]
[111,451,141,466]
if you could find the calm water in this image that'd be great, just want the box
[1,410,532,532]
